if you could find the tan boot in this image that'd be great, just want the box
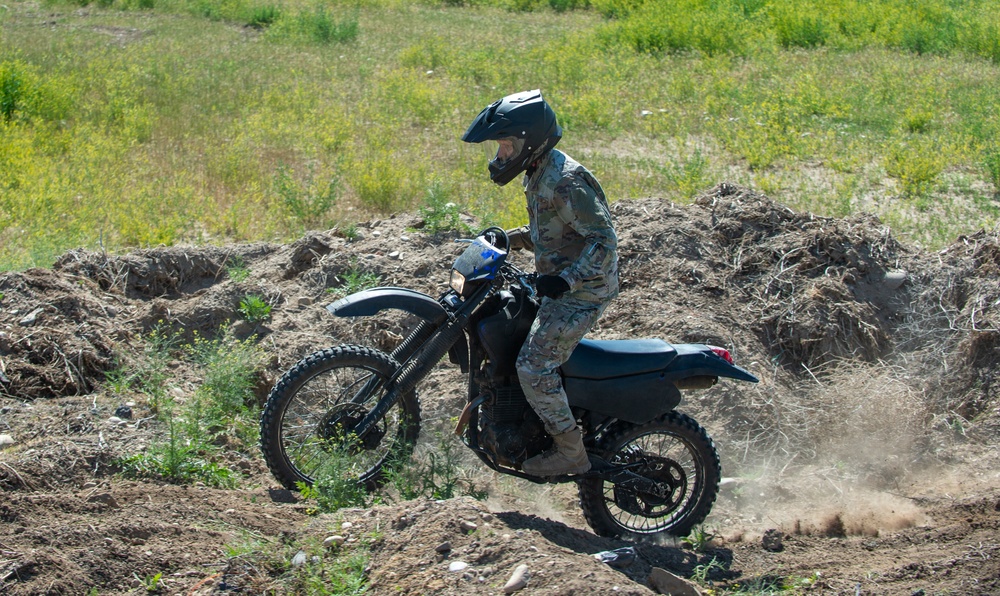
[521,427,591,476]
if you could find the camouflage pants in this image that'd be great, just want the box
[516,296,608,436]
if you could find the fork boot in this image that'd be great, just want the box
[521,427,591,476]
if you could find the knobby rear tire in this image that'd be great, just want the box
[579,411,721,539]
[259,344,420,491]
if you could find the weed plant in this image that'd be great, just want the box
[3,0,1000,270]
[327,264,381,299]
[104,325,179,413]
[238,294,272,323]
[304,448,373,512]
[385,430,488,501]
[224,254,251,282]
[115,325,265,486]
[418,180,472,235]
[222,532,369,594]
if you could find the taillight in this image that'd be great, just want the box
[709,346,734,364]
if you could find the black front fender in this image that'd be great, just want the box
[327,287,449,325]
[326,286,469,372]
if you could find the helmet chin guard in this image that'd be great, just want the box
[461,89,562,186]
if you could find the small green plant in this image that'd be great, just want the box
[983,144,1000,192]
[247,4,281,29]
[690,556,727,586]
[225,255,250,282]
[0,61,26,122]
[327,265,380,299]
[269,3,359,44]
[117,415,238,488]
[683,525,717,552]
[287,538,370,594]
[221,533,370,594]
[309,447,371,512]
[884,143,944,198]
[903,108,934,134]
[238,294,271,323]
[136,571,163,593]
[339,223,359,242]
[187,327,266,444]
[129,324,182,413]
[418,180,471,235]
[386,430,487,501]
[116,325,264,487]
[273,164,339,225]
[660,149,709,198]
[104,362,137,395]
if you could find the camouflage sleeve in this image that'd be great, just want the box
[553,175,617,292]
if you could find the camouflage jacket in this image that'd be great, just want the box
[521,149,619,303]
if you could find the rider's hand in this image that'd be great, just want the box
[536,275,570,299]
[506,226,533,252]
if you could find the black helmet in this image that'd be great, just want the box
[461,89,562,186]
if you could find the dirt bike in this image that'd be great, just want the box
[260,227,758,539]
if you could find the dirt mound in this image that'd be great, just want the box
[610,183,911,370]
[2,184,999,594]
[0,267,124,398]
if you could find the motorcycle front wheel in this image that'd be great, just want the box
[259,344,420,491]
[579,411,720,539]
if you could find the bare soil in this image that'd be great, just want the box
[1,184,998,595]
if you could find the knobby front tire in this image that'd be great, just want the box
[259,344,420,491]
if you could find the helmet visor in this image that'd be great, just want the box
[488,136,525,171]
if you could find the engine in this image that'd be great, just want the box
[470,286,549,467]
[477,383,549,467]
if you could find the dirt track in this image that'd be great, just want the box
[1,184,999,594]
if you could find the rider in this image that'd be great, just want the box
[461,89,619,477]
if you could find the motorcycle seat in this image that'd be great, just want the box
[562,338,677,380]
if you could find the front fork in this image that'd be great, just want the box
[352,284,496,441]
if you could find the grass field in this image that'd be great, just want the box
[2,0,999,270]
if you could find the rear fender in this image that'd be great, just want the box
[567,343,757,425]
[663,344,759,383]
[327,286,469,371]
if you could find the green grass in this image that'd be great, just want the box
[222,531,370,594]
[2,0,1000,270]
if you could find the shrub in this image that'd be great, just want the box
[884,142,945,198]
[386,431,488,501]
[771,5,830,49]
[983,144,1000,192]
[306,450,371,512]
[0,61,25,121]
[247,3,280,28]
[418,180,471,234]
[268,3,359,44]
[116,325,265,487]
[273,164,339,226]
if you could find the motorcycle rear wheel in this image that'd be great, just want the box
[259,344,420,491]
[579,411,720,539]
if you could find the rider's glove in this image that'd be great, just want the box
[536,275,570,299]
[506,226,534,252]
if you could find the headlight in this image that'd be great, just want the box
[450,270,466,294]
